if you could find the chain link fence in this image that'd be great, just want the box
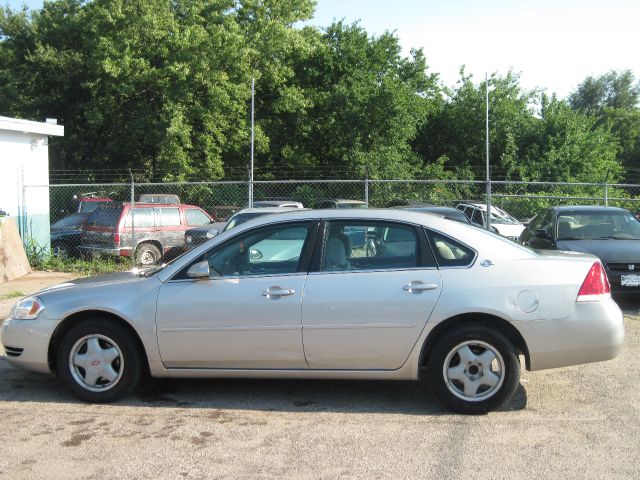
[19,179,640,266]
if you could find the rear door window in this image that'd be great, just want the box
[124,208,154,227]
[321,221,424,272]
[156,208,181,227]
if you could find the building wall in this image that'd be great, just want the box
[0,130,51,252]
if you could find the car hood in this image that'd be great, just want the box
[556,239,640,263]
[187,223,225,233]
[38,270,151,295]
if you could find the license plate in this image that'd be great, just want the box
[621,274,640,287]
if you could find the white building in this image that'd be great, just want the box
[0,116,64,250]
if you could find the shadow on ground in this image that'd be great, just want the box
[0,362,527,415]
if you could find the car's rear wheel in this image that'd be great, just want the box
[56,319,142,403]
[426,325,520,414]
[135,243,161,266]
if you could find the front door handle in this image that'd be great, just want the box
[403,281,439,293]
[262,286,296,299]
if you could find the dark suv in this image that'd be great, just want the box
[79,202,212,265]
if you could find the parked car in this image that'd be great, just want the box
[184,221,227,249]
[456,203,525,241]
[519,206,640,293]
[1,209,624,413]
[73,193,113,213]
[251,200,304,209]
[209,205,240,222]
[393,204,475,224]
[314,198,366,209]
[79,202,213,265]
[50,212,92,257]
[138,194,180,204]
[221,207,303,233]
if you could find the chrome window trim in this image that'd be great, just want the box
[166,271,309,284]
[308,266,437,276]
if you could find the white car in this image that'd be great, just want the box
[456,203,525,241]
[1,209,623,413]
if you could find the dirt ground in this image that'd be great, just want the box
[0,274,639,479]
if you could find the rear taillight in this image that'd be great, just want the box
[577,261,611,302]
[113,232,121,247]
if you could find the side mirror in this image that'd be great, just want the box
[534,228,550,239]
[187,260,219,279]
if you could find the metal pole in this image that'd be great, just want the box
[249,74,255,208]
[485,73,491,230]
[130,170,135,268]
[604,167,610,206]
[364,164,369,207]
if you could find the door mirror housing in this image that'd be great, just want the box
[187,260,218,279]
[534,228,550,239]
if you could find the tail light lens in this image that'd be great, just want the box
[577,261,611,302]
[113,232,121,247]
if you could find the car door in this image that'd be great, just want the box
[301,220,442,370]
[154,206,183,250]
[155,221,317,369]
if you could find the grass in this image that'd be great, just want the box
[25,239,130,277]
[32,255,130,276]
[0,291,26,301]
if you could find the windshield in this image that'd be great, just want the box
[557,211,640,240]
[489,211,520,225]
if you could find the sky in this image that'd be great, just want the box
[4,0,639,98]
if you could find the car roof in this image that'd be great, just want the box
[551,205,630,213]
[316,198,366,204]
[233,207,305,214]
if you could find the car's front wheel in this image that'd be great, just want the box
[51,241,70,258]
[426,325,520,414]
[56,319,143,402]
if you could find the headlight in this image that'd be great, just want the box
[206,230,217,239]
[10,296,45,320]
[186,236,193,244]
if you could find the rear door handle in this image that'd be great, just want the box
[403,281,439,293]
[262,286,296,299]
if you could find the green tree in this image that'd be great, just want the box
[257,21,441,179]
[568,70,640,174]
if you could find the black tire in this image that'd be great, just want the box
[56,318,143,403]
[426,324,520,414]
[135,243,162,266]
[51,241,70,258]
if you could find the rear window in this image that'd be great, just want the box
[52,213,89,229]
[86,206,123,228]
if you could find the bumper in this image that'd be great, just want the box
[0,316,58,374]
[79,246,130,258]
[518,297,624,371]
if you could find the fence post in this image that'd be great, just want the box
[364,164,369,207]
[130,171,135,268]
[604,183,609,206]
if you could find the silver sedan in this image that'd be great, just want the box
[1,209,624,413]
